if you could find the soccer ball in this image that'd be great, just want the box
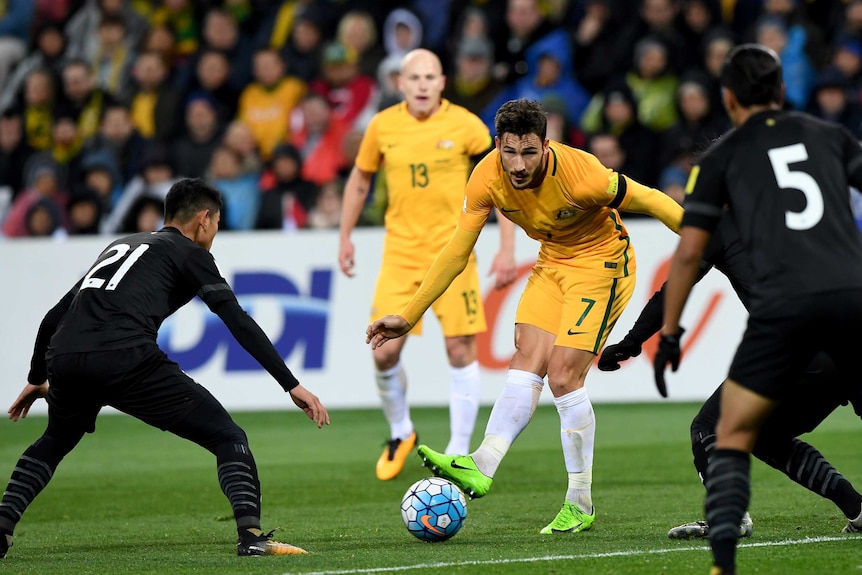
[400,477,467,542]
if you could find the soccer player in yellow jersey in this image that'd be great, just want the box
[367,99,683,532]
[339,49,517,481]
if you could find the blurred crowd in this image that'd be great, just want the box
[0,0,859,239]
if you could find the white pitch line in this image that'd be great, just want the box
[283,535,857,575]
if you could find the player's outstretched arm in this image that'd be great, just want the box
[366,315,412,349]
[338,166,374,277]
[8,382,49,422]
[618,175,683,233]
[488,209,517,290]
[288,384,330,428]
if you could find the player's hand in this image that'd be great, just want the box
[338,237,356,277]
[366,315,411,349]
[288,384,330,428]
[8,382,49,422]
[653,330,684,398]
[489,250,517,290]
[598,339,642,371]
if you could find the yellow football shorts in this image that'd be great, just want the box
[515,265,635,353]
[371,253,486,337]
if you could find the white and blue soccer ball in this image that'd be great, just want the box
[400,477,467,542]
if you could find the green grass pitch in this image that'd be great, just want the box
[1,402,860,574]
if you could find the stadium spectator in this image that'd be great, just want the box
[171,92,223,179]
[104,141,177,233]
[237,48,306,161]
[2,152,68,238]
[311,41,378,131]
[807,66,862,138]
[186,50,239,125]
[678,0,722,70]
[367,98,681,533]
[77,147,123,216]
[63,0,148,66]
[176,7,253,97]
[24,197,67,238]
[307,179,342,230]
[209,146,259,231]
[831,35,862,97]
[626,36,680,132]
[617,0,691,75]
[582,81,662,188]
[494,0,559,83]
[18,68,56,152]
[138,23,178,74]
[375,53,404,110]
[0,0,34,94]
[442,37,506,129]
[124,51,181,142]
[118,192,164,233]
[263,3,326,84]
[66,189,103,235]
[255,143,314,231]
[700,27,736,113]
[291,92,350,187]
[0,20,67,114]
[148,0,198,60]
[340,49,516,481]
[55,59,114,144]
[337,10,386,80]
[50,113,83,168]
[90,14,136,98]
[382,8,423,60]
[755,15,815,110]
[80,102,146,187]
[572,0,627,95]
[0,109,35,199]
[659,70,730,169]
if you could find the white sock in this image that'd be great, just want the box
[555,388,595,513]
[445,361,481,455]
[472,369,544,477]
[375,362,413,440]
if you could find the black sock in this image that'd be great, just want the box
[705,449,750,570]
[781,439,862,519]
[215,442,262,535]
[0,448,55,533]
[691,427,716,486]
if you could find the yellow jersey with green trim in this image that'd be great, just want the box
[462,141,636,278]
[354,99,491,264]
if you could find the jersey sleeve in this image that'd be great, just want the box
[181,249,237,308]
[354,113,382,173]
[681,149,728,232]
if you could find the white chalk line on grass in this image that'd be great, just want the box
[283,535,857,575]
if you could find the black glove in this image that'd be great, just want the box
[653,329,684,399]
[598,339,642,371]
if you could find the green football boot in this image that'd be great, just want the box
[540,501,595,534]
[417,444,492,499]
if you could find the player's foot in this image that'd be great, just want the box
[237,528,307,556]
[0,532,11,559]
[667,520,709,539]
[667,513,753,539]
[842,515,862,533]
[539,502,595,534]
[376,431,417,481]
[417,444,492,499]
[709,567,736,575]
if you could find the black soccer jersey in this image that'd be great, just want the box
[682,110,862,315]
[48,227,234,355]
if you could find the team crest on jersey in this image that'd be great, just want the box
[556,208,578,220]
[437,140,454,150]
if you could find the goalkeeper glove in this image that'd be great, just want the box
[653,328,685,399]
[598,339,642,371]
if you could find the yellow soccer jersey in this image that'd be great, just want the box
[238,77,306,160]
[354,100,491,263]
[462,141,639,278]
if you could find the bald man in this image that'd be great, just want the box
[339,49,517,480]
